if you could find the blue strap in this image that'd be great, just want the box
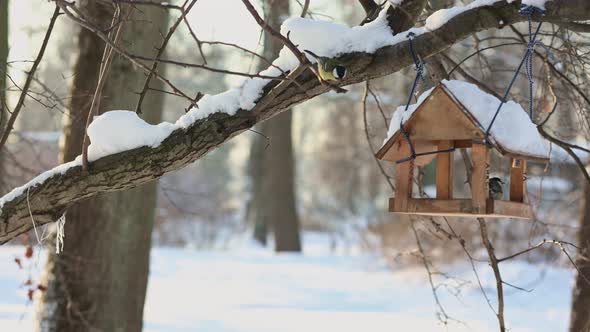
[396,33,455,164]
[485,5,550,141]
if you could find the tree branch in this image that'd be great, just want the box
[1,0,588,243]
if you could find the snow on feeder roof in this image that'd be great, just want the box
[377,80,550,163]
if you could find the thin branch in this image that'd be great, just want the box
[82,5,130,170]
[367,85,389,129]
[362,81,394,191]
[200,40,286,77]
[180,9,207,64]
[55,0,194,102]
[0,5,60,151]
[441,53,502,99]
[241,0,306,63]
[536,94,590,184]
[129,53,294,80]
[458,150,501,320]
[300,0,310,18]
[113,0,183,11]
[411,220,452,324]
[538,125,590,183]
[477,218,506,332]
[446,42,523,78]
[135,0,199,114]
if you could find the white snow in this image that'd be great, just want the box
[522,0,548,10]
[424,0,546,31]
[383,80,550,159]
[87,111,176,161]
[0,232,575,332]
[425,0,505,31]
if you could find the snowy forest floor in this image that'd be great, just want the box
[0,232,574,331]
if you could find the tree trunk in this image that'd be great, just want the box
[570,178,590,332]
[267,109,301,251]
[0,0,8,193]
[36,3,167,332]
[247,120,270,246]
[246,0,301,252]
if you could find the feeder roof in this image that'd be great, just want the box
[379,80,550,161]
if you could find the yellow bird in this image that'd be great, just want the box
[304,50,347,82]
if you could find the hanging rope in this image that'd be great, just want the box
[396,32,454,164]
[484,4,547,141]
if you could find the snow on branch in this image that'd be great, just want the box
[1,0,588,244]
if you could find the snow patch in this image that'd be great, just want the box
[444,80,549,158]
[87,111,176,161]
[522,0,548,10]
[425,0,508,31]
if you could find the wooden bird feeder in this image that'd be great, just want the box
[376,81,550,219]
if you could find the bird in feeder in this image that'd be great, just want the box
[489,177,504,200]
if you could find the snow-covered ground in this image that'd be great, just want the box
[0,233,574,331]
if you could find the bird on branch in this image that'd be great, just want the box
[304,50,347,81]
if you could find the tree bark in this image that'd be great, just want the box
[570,175,590,331]
[387,0,428,34]
[247,0,301,251]
[267,109,301,251]
[1,0,589,244]
[247,119,270,246]
[0,0,8,193]
[35,3,167,332]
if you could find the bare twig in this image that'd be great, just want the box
[458,150,503,325]
[411,220,452,324]
[241,0,305,63]
[477,217,506,332]
[0,5,60,151]
[535,91,590,184]
[441,53,502,99]
[113,0,183,11]
[55,0,194,102]
[135,0,199,114]
[300,0,310,18]
[180,10,207,64]
[362,81,394,191]
[82,5,130,170]
[200,40,286,76]
[366,86,389,129]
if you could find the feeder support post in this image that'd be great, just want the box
[394,141,414,211]
[436,140,454,199]
[509,158,526,202]
[471,143,490,214]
